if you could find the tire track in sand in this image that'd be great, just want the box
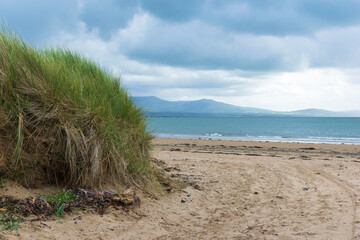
[294,163,356,239]
[299,164,358,240]
[250,157,357,239]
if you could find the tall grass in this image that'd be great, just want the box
[0,27,160,193]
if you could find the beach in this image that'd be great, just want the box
[3,138,360,239]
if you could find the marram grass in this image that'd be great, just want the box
[0,28,161,194]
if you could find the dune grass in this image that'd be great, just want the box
[0,213,22,233]
[0,27,160,193]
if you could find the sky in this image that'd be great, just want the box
[1,0,360,111]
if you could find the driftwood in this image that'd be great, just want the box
[76,186,140,206]
[0,187,140,218]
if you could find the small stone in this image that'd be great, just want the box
[303,187,309,191]
[187,194,191,197]
[170,148,181,151]
[181,199,186,203]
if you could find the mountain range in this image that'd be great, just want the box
[133,96,360,117]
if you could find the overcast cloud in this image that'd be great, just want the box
[1,0,360,111]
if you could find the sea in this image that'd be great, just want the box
[147,117,360,145]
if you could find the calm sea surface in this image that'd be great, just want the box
[147,117,360,145]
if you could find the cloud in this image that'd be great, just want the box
[79,12,359,72]
[108,12,314,71]
[50,23,251,91]
[203,0,360,35]
[78,0,140,39]
[216,68,360,111]
[8,0,356,43]
[74,0,360,36]
[311,25,360,69]
[140,0,203,22]
[2,1,360,71]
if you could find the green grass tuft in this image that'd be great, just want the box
[0,214,22,233]
[45,190,77,203]
[0,26,161,194]
[45,190,76,217]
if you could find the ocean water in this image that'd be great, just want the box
[147,117,360,145]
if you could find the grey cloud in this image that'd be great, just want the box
[74,0,360,39]
[140,0,203,22]
[79,0,140,40]
[54,10,359,74]
[127,0,360,36]
[207,0,360,35]
[110,14,315,71]
[310,26,360,69]
[77,0,202,39]
[2,0,360,71]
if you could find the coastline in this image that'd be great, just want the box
[153,137,360,152]
[155,134,360,145]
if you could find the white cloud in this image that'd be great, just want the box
[216,68,360,111]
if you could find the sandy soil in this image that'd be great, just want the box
[2,138,360,239]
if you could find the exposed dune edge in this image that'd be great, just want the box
[0,29,155,190]
[2,138,360,239]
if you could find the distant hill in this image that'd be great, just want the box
[290,109,340,117]
[133,96,360,117]
[286,109,360,117]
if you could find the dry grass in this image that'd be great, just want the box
[0,27,161,194]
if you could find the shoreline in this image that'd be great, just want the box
[153,138,360,157]
[154,136,360,146]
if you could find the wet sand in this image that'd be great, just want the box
[2,138,360,239]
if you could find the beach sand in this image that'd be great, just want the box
[2,138,360,239]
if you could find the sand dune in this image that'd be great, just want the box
[2,139,360,239]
